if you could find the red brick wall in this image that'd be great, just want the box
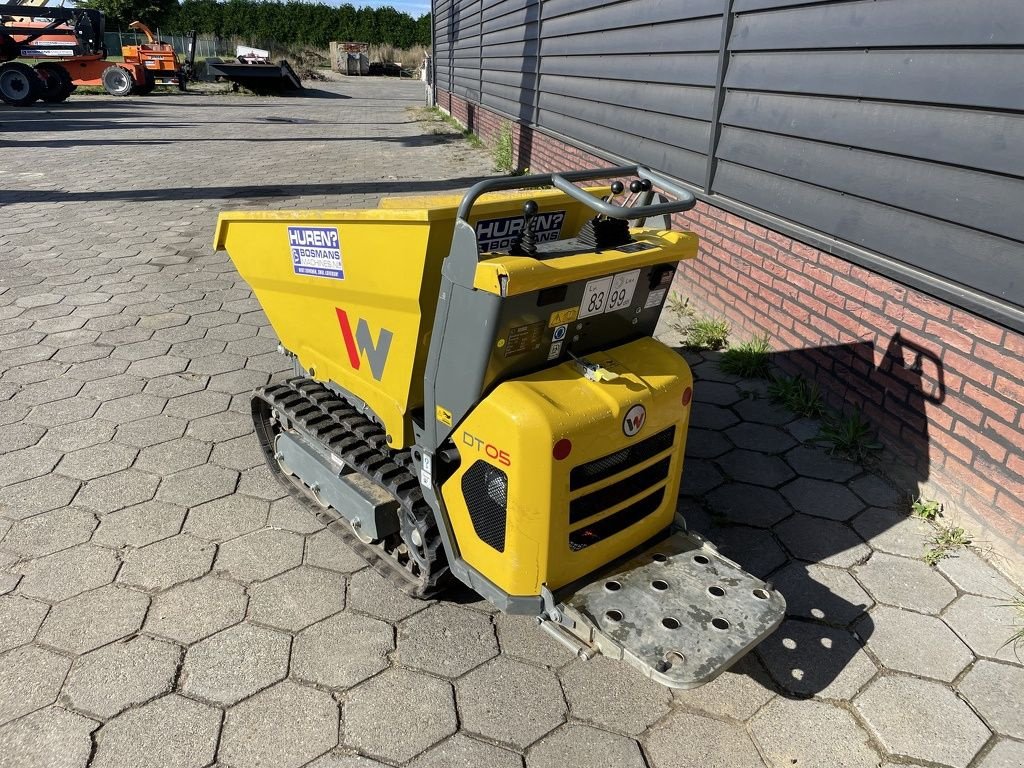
[437,89,1024,553]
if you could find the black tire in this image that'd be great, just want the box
[132,68,156,96]
[177,73,187,92]
[0,62,42,107]
[34,63,74,103]
[101,65,135,97]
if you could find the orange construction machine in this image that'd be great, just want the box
[0,4,188,105]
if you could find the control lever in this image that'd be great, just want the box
[512,200,539,257]
[602,180,625,207]
[624,178,652,208]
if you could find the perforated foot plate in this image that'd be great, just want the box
[555,532,786,688]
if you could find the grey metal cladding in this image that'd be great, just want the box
[433,0,1024,327]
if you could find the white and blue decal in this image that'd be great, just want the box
[288,226,343,280]
[475,210,566,252]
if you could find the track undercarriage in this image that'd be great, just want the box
[252,377,448,597]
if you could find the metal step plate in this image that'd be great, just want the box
[559,531,786,688]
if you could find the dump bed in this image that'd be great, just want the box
[214,187,611,448]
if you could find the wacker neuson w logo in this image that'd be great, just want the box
[335,308,393,381]
[475,210,566,251]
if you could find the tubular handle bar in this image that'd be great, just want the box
[455,165,697,224]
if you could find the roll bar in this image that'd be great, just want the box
[455,165,697,223]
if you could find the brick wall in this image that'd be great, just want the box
[437,89,1024,557]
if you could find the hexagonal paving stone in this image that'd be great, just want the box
[849,475,900,507]
[678,459,725,497]
[780,477,865,521]
[143,372,208,399]
[185,410,253,441]
[854,552,956,614]
[671,653,777,722]
[684,427,733,459]
[145,576,247,644]
[783,445,861,482]
[0,447,61,487]
[0,705,97,768]
[856,605,973,682]
[180,622,289,705]
[93,694,221,768]
[57,442,138,481]
[0,645,71,726]
[936,549,1019,599]
[16,543,119,602]
[163,391,230,420]
[757,618,877,699]
[156,464,239,508]
[527,723,645,768]
[266,496,323,535]
[705,483,793,527]
[346,566,428,621]
[751,697,879,767]
[0,507,96,558]
[236,465,287,500]
[409,734,521,768]
[958,660,1024,739]
[220,681,338,768]
[95,393,166,424]
[732,396,794,426]
[0,474,81,521]
[207,368,269,395]
[37,418,115,453]
[644,709,764,768]
[689,405,740,431]
[292,612,393,690]
[61,635,181,719]
[3,422,45,453]
[855,674,990,767]
[247,565,345,631]
[74,469,159,514]
[0,595,48,653]
[494,613,575,670]
[117,534,216,592]
[708,524,787,578]
[25,398,100,428]
[560,655,672,736]
[134,437,212,474]
[183,495,269,542]
[91,500,186,548]
[36,585,149,654]
[344,668,456,763]
[457,657,565,749]
[114,415,187,447]
[210,434,265,471]
[976,739,1024,768]
[304,527,368,574]
[396,603,498,678]
[770,562,872,627]
[306,752,392,768]
[774,514,871,568]
[715,450,796,488]
[214,529,303,583]
[850,506,930,558]
[725,422,796,453]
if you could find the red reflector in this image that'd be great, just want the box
[553,438,573,460]
[681,387,693,406]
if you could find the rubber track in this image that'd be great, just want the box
[252,377,449,598]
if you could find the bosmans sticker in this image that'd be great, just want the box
[475,210,566,252]
[288,226,343,280]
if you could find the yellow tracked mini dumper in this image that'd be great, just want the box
[215,166,785,688]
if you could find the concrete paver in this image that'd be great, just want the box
[0,79,1021,768]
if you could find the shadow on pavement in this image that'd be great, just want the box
[675,335,941,697]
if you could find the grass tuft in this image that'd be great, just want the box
[685,316,730,351]
[923,524,971,565]
[419,106,483,146]
[910,496,943,521]
[720,335,772,378]
[1001,592,1024,657]
[768,375,825,418]
[493,122,515,173]
[816,412,882,463]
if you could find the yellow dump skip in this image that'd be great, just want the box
[214,188,612,448]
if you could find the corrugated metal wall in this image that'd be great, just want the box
[433,0,1024,330]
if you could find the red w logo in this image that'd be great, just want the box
[336,308,394,382]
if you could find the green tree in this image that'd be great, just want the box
[79,0,177,27]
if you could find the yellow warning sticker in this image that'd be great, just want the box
[549,307,579,327]
[435,405,452,426]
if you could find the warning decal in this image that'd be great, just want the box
[288,226,343,280]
